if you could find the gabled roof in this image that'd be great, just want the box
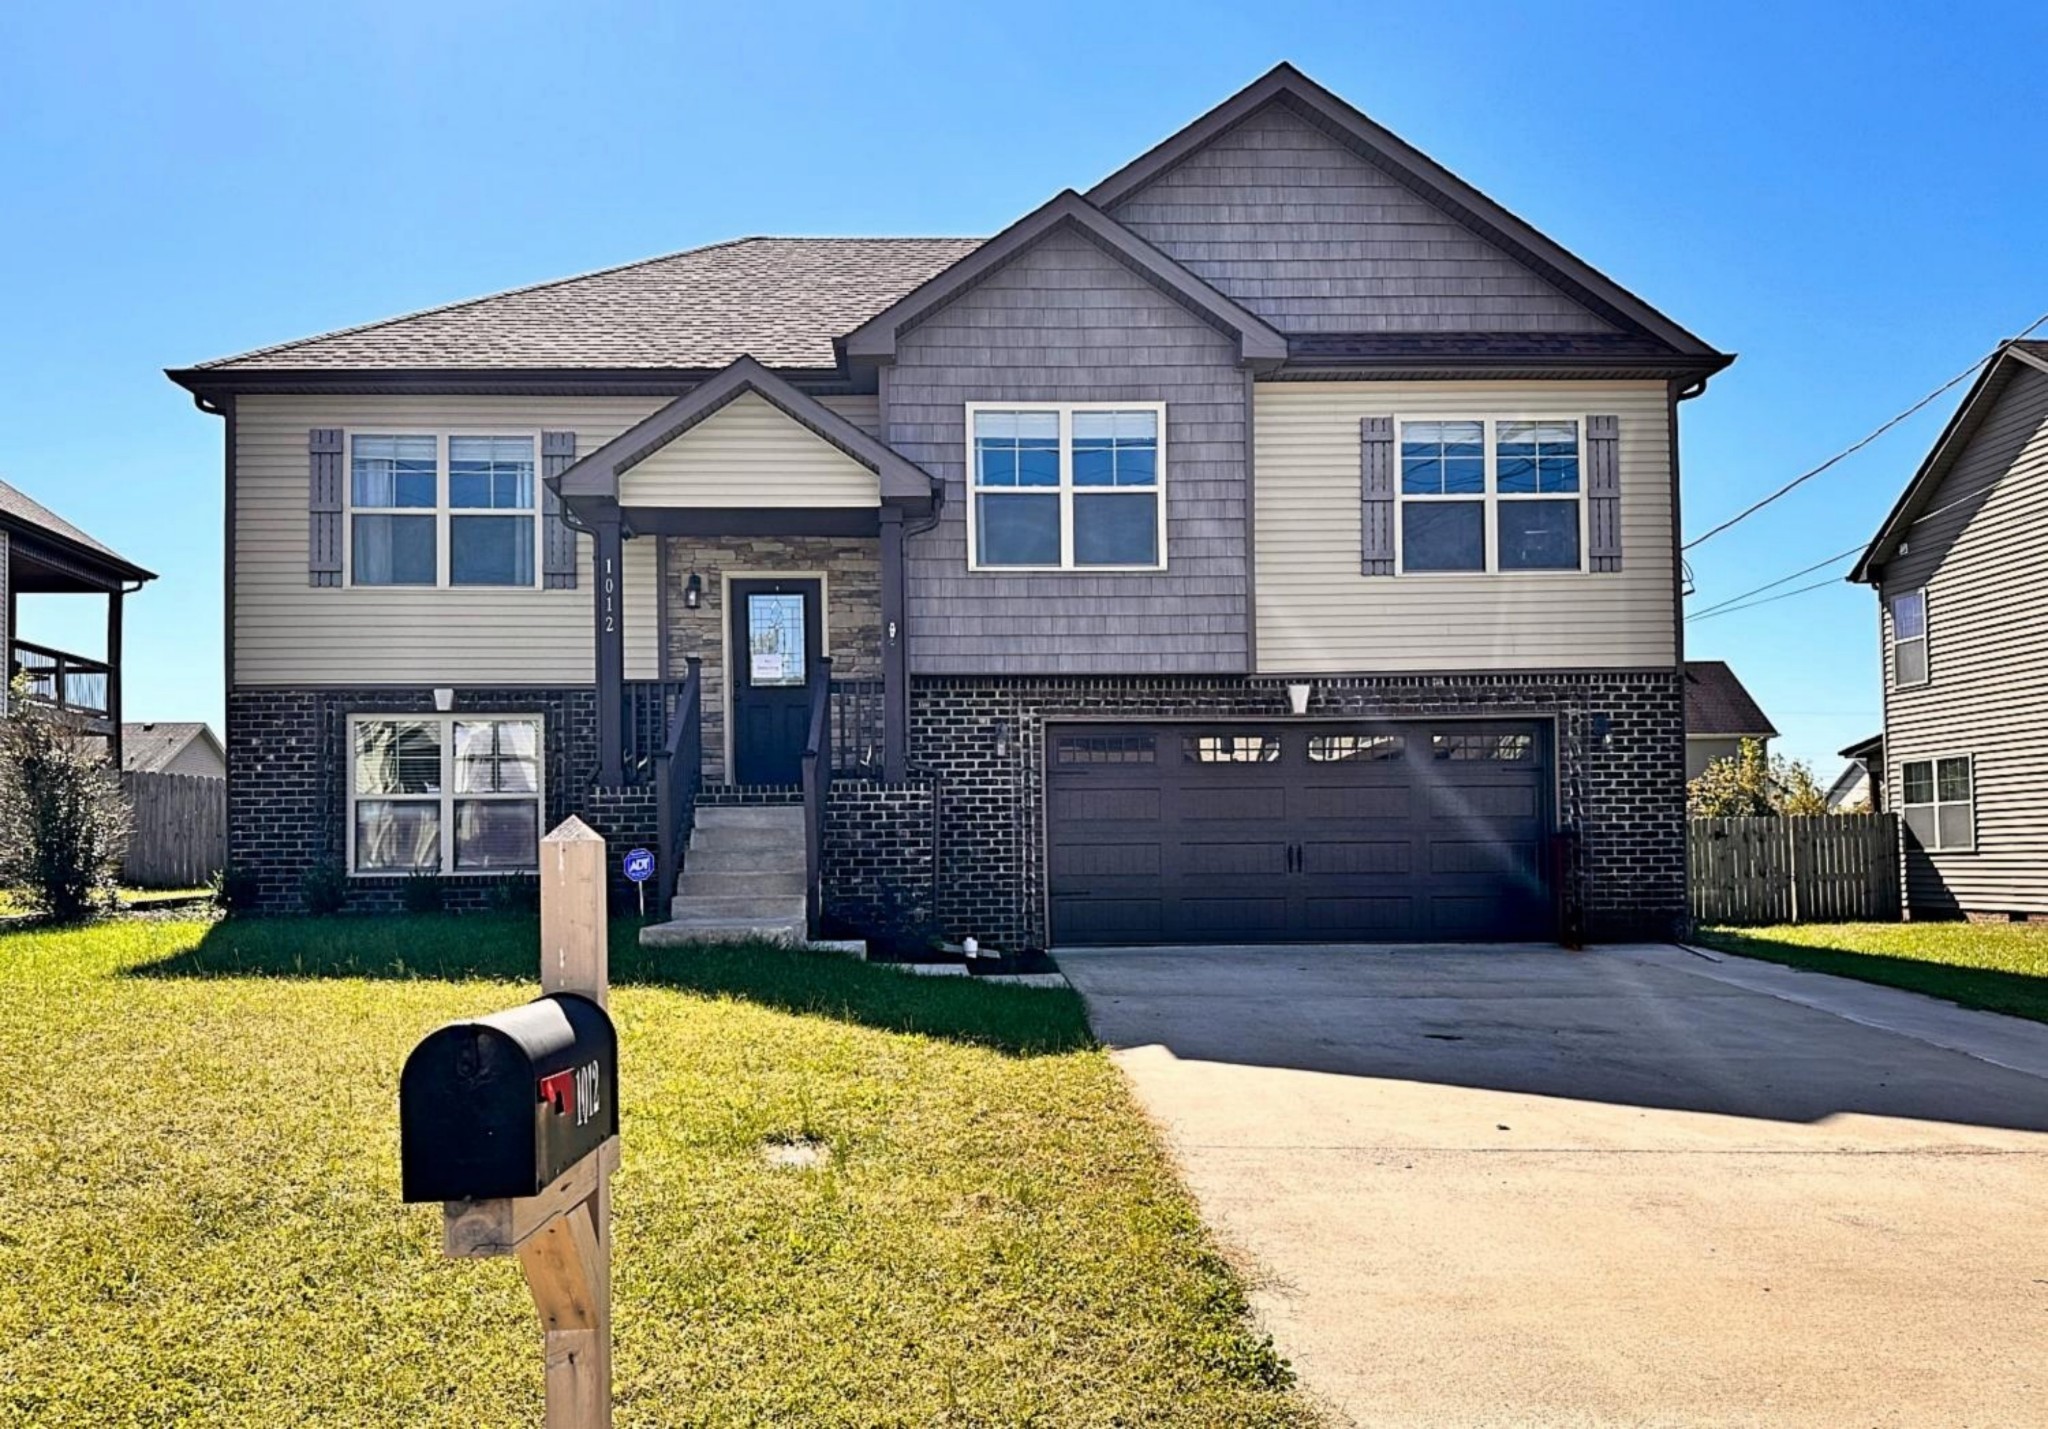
[1838,732,1884,763]
[122,722,225,775]
[1088,63,1729,366]
[1851,340,2048,582]
[0,477,155,582]
[840,191,1289,367]
[171,238,983,379]
[1683,661,1778,738]
[553,355,938,506]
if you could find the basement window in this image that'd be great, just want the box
[350,714,543,874]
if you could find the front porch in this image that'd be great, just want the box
[552,357,935,942]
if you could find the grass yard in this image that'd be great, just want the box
[0,917,1312,1428]
[1696,921,2048,1024]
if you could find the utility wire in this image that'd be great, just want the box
[1680,311,2048,552]
[1685,541,1866,619]
[1688,575,1847,623]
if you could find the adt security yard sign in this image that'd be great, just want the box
[623,847,655,917]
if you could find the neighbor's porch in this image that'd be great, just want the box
[2,515,152,768]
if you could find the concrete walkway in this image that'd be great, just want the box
[1059,944,2048,1428]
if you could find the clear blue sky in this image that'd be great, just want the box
[3,1,2042,770]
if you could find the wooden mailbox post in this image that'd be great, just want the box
[403,817,618,1429]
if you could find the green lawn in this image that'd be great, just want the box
[0,917,1312,1427]
[1696,921,2048,1024]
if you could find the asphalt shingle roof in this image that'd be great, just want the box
[122,722,220,775]
[192,237,987,373]
[0,477,152,577]
[1684,661,1777,738]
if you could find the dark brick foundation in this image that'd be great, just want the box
[907,670,1687,948]
[822,778,937,952]
[226,686,598,914]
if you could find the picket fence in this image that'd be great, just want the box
[121,770,226,889]
[1688,813,1899,925]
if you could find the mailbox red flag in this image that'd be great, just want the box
[537,1069,577,1118]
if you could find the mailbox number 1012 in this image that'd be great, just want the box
[572,1060,602,1128]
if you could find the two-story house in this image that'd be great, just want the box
[1851,338,2048,920]
[169,64,1731,946]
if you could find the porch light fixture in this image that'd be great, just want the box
[991,720,1012,759]
[682,572,703,610]
[1286,682,1314,716]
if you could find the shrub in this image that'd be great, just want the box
[210,864,261,914]
[0,681,131,922]
[484,874,540,914]
[299,859,349,915]
[400,870,446,914]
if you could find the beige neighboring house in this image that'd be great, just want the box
[1851,338,2048,920]
[122,721,226,779]
[1682,660,1776,779]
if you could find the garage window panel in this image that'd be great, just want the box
[1184,733,1281,764]
[1309,733,1405,763]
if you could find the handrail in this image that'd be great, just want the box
[9,637,112,673]
[652,658,703,911]
[799,656,834,939]
[8,638,112,719]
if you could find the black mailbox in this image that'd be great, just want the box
[400,992,618,1203]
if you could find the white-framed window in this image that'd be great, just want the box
[1890,588,1928,688]
[347,433,540,588]
[1396,417,1586,573]
[1901,755,1973,852]
[966,403,1166,570]
[348,714,544,874]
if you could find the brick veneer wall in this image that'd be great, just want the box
[907,670,1687,948]
[226,686,597,913]
[660,536,881,782]
[822,777,937,952]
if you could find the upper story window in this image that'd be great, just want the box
[349,434,538,587]
[1901,755,1972,851]
[1890,589,1928,688]
[1397,418,1583,573]
[968,404,1165,570]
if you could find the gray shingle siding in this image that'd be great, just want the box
[890,225,1251,674]
[1877,361,2048,918]
[1106,103,1614,336]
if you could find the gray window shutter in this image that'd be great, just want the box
[308,428,343,587]
[1587,414,1621,572]
[541,431,579,589]
[1360,416,1395,576]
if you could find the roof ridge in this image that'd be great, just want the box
[192,235,775,370]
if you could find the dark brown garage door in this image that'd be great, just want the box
[1046,721,1552,945]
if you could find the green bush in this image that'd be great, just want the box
[484,874,540,914]
[298,859,348,915]
[399,871,445,915]
[209,865,261,914]
[0,680,131,922]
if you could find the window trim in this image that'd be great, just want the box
[1393,415,1590,576]
[345,712,547,876]
[342,429,548,591]
[963,401,1169,573]
[1899,751,1975,853]
[1889,587,1929,689]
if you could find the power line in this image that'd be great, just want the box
[1684,541,1866,620]
[1680,311,2048,552]
[1687,575,1848,623]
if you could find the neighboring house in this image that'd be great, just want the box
[168,64,1732,944]
[1827,733,1882,813]
[1851,338,2048,920]
[0,477,155,769]
[122,721,227,779]
[1682,660,1777,779]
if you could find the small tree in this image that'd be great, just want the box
[0,679,131,921]
[1687,737,1834,818]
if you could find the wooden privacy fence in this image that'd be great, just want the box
[121,771,226,888]
[1689,813,1900,925]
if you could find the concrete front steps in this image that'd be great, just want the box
[639,804,858,951]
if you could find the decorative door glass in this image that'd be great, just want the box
[746,593,807,687]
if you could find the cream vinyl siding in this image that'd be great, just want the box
[1877,362,2048,915]
[1253,380,1675,672]
[233,392,879,686]
[622,392,880,507]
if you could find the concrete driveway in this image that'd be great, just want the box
[1058,944,2048,1428]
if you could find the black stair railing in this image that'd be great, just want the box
[799,656,834,938]
[652,658,703,909]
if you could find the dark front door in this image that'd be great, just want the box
[1046,720,1553,945]
[728,578,823,785]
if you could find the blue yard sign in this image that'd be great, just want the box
[623,848,655,884]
